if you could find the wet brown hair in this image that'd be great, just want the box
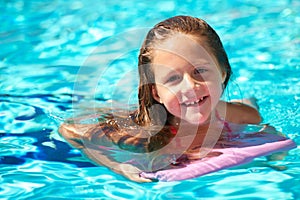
[135,15,232,127]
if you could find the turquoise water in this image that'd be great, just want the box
[1,0,300,199]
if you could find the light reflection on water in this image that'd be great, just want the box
[1,0,300,199]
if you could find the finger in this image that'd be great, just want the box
[126,174,153,183]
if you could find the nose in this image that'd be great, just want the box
[180,74,201,96]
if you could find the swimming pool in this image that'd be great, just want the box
[1,0,300,199]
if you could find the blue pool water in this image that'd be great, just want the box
[1,0,300,199]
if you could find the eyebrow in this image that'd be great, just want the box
[190,59,211,66]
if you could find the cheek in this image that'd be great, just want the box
[166,99,181,113]
[207,84,223,103]
[162,92,180,107]
[158,89,181,115]
[206,74,224,94]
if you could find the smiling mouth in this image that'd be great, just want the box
[182,96,208,106]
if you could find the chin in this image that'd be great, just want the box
[185,115,209,125]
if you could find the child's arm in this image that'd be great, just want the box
[230,97,260,110]
[58,123,152,183]
[219,98,262,124]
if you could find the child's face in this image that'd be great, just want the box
[151,34,225,125]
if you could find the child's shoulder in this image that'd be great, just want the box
[217,99,262,124]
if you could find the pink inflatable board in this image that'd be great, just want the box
[140,131,296,181]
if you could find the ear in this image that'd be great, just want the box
[151,85,162,103]
[221,71,227,83]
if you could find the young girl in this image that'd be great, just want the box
[59,16,262,182]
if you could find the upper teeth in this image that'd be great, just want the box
[184,97,204,106]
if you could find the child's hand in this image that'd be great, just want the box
[115,163,153,183]
[184,147,223,160]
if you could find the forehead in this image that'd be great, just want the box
[152,34,219,71]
